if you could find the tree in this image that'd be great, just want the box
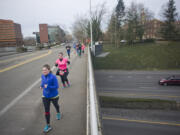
[65,31,73,42]
[115,0,125,47]
[23,37,36,46]
[86,3,106,42]
[72,15,88,42]
[124,2,154,44]
[107,12,116,44]
[125,2,139,44]
[160,0,179,40]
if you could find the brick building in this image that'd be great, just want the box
[0,19,23,47]
[39,24,49,44]
[143,19,163,40]
[39,24,65,44]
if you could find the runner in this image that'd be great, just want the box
[66,44,71,59]
[55,52,70,88]
[40,64,61,133]
[76,43,79,56]
[73,42,77,54]
[81,43,86,54]
[78,42,82,56]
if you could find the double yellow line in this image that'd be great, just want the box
[0,50,52,73]
[103,116,180,127]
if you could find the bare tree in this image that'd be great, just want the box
[72,15,88,42]
[23,37,36,46]
[87,2,106,42]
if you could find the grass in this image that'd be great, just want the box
[99,96,178,110]
[93,42,180,70]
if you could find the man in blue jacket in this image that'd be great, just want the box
[40,64,61,133]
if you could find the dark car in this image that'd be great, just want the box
[159,76,180,86]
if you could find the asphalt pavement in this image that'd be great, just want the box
[102,117,180,135]
[0,45,87,135]
[95,70,180,102]
[95,70,180,135]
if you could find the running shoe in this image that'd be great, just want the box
[43,125,52,133]
[62,84,66,88]
[56,113,61,120]
[67,83,70,87]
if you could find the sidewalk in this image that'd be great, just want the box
[53,52,87,134]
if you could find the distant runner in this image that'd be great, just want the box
[78,43,82,56]
[66,44,71,59]
[81,43,86,54]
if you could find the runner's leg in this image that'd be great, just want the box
[42,97,51,124]
[51,97,60,113]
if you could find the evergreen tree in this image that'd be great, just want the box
[115,0,125,27]
[160,0,179,40]
[115,0,125,47]
[125,2,139,44]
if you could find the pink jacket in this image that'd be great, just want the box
[82,44,85,50]
[55,58,68,70]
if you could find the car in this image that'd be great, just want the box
[159,75,180,86]
[60,43,65,46]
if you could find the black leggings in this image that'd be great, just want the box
[42,97,60,124]
[60,71,69,85]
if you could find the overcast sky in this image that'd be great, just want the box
[0,0,180,37]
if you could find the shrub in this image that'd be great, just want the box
[35,44,44,50]
[16,46,27,52]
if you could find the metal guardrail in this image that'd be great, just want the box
[87,46,102,135]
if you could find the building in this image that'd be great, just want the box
[0,19,23,47]
[143,19,163,40]
[48,25,62,43]
[39,24,49,44]
[39,24,65,44]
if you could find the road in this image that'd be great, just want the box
[102,116,180,135]
[95,70,180,135]
[0,45,87,135]
[95,70,180,102]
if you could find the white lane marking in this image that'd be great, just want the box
[139,87,157,89]
[127,76,132,78]
[146,76,152,79]
[0,78,41,117]
[108,76,113,78]
[0,66,56,117]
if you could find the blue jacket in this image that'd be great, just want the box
[41,73,59,98]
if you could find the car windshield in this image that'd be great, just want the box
[166,76,174,80]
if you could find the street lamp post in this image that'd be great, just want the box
[90,0,93,49]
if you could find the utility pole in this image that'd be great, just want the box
[90,0,93,49]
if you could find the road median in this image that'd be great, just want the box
[99,96,180,110]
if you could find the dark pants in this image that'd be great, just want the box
[60,71,69,86]
[67,50,70,58]
[42,97,60,124]
[78,49,81,56]
[56,69,69,86]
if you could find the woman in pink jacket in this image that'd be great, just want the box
[55,52,70,88]
[81,43,86,54]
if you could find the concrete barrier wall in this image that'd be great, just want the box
[87,46,102,135]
